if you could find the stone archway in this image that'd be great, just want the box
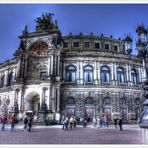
[25,91,40,114]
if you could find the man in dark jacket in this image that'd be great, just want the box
[118,117,123,131]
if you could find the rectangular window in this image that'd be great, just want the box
[105,44,110,49]
[63,42,68,48]
[84,42,90,48]
[114,45,118,51]
[95,43,100,49]
[73,42,79,47]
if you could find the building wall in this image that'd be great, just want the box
[0,33,144,123]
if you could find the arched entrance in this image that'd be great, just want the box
[26,91,40,115]
[85,97,94,122]
[102,97,112,121]
[119,97,128,121]
[66,97,76,118]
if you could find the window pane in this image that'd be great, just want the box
[74,42,79,47]
[95,43,100,48]
[114,45,118,51]
[105,44,109,49]
[84,42,90,48]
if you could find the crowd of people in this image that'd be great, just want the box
[60,113,123,131]
[0,113,33,132]
[0,113,123,132]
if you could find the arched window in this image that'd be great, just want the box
[120,98,127,106]
[66,65,76,82]
[85,97,94,104]
[7,72,13,86]
[135,98,141,106]
[67,97,75,105]
[117,67,125,83]
[101,66,110,82]
[103,97,111,105]
[131,69,138,84]
[84,65,93,82]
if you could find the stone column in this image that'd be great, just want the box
[56,88,60,112]
[80,60,83,84]
[4,70,8,86]
[94,61,98,85]
[24,57,28,78]
[50,53,54,76]
[126,64,129,85]
[57,52,60,76]
[76,60,80,84]
[139,67,142,83]
[142,59,147,81]
[51,85,55,112]
[111,62,114,85]
[48,55,51,76]
[129,64,132,86]
[63,62,66,81]
[48,85,52,111]
[98,62,101,85]
[114,62,117,85]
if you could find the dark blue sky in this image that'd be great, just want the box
[0,4,148,63]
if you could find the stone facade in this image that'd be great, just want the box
[0,14,146,123]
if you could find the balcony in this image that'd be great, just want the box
[101,82,111,86]
[84,81,94,85]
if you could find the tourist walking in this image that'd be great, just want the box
[92,117,96,127]
[69,116,74,129]
[64,117,69,131]
[113,116,118,128]
[28,115,33,132]
[96,116,100,128]
[10,114,15,131]
[118,116,123,131]
[83,117,87,128]
[23,115,28,130]
[61,116,66,130]
[73,116,77,128]
[1,114,7,131]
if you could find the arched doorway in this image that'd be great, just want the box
[119,97,128,121]
[26,91,40,115]
[66,97,76,118]
[102,97,112,121]
[85,97,94,122]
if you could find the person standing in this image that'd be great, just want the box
[10,114,15,131]
[28,115,33,132]
[1,114,7,131]
[69,116,74,129]
[23,115,28,130]
[118,117,123,131]
[113,116,118,128]
[64,117,69,131]
[73,116,77,128]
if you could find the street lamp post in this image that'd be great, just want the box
[136,24,148,144]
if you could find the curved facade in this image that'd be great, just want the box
[0,14,146,123]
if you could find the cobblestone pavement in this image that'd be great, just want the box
[0,124,143,144]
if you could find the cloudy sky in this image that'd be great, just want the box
[0,4,148,63]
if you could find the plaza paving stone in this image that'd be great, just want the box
[0,124,144,144]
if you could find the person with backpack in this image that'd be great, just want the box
[10,114,15,131]
[1,114,7,131]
